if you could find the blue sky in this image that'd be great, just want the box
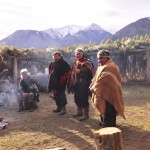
[0,0,149,39]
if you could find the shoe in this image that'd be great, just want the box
[72,113,83,117]
[53,109,61,113]
[79,115,89,121]
[29,108,34,112]
[60,111,66,115]
[17,109,24,112]
[60,106,66,115]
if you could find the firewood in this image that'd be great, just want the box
[45,146,66,150]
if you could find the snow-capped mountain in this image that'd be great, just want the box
[0,24,112,49]
[45,25,85,39]
[85,23,104,31]
[45,24,105,39]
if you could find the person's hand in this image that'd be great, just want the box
[23,93,28,96]
[74,69,80,73]
[48,93,55,100]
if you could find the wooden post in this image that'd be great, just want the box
[146,50,150,83]
[14,57,18,85]
[93,127,123,150]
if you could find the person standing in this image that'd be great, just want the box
[90,49,125,127]
[67,48,93,121]
[48,51,71,115]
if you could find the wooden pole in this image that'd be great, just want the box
[146,50,150,83]
[93,127,123,150]
[14,57,18,85]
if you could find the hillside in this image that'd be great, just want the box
[113,17,150,40]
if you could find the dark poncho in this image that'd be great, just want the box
[48,58,71,92]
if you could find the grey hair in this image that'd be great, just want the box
[75,47,84,54]
[97,49,110,58]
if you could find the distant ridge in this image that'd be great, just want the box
[0,24,112,49]
[113,17,150,40]
[0,17,150,49]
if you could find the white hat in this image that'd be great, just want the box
[20,68,29,78]
[20,68,28,74]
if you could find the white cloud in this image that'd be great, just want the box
[0,0,149,39]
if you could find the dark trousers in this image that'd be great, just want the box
[104,101,116,127]
[74,79,89,108]
[54,88,67,107]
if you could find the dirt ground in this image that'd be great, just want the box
[0,85,150,150]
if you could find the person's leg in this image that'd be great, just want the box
[59,89,67,115]
[17,93,24,112]
[78,79,89,121]
[104,101,116,127]
[28,93,35,112]
[73,83,83,117]
[53,90,62,113]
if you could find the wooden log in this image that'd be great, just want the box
[93,127,123,150]
[45,146,66,150]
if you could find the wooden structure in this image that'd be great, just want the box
[146,50,150,83]
[93,127,123,150]
[1,47,150,84]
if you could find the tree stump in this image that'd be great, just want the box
[93,127,123,150]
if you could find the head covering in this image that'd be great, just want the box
[20,68,29,78]
[97,49,110,58]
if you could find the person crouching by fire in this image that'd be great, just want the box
[90,49,125,127]
[47,51,71,115]
[17,69,39,112]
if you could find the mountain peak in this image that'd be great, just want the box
[86,23,103,31]
[45,25,85,39]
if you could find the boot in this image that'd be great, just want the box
[80,107,89,121]
[17,102,24,112]
[60,106,66,115]
[33,102,38,109]
[24,100,29,110]
[53,106,61,113]
[0,116,3,122]
[72,107,83,117]
[29,102,34,112]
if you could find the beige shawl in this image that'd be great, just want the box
[90,59,125,119]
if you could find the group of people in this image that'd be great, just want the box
[47,48,125,127]
[0,48,125,128]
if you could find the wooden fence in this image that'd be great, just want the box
[9,49,150,84]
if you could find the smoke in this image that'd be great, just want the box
[0,82,17,109]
